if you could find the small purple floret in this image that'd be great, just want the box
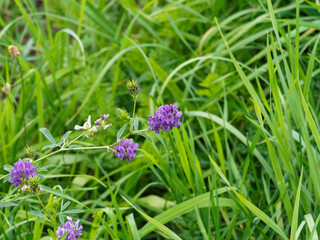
[115,138,139,162]
[56,216,83,240]
[147,104,182,134]
[94,118,101,126]
[94,114,111,131]
[8,159,37,187]
[100,114,109,122]
[130,86,140,96]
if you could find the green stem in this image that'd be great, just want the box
[35,129,146,164]
[36,194,45,208]
[0,192,21,204]
[131,97,137,132]
[132,97,137,120]
[0,129,150,180]
[17,60,26,145]
[65,132,86,146]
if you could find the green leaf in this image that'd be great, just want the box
[133,119,139,131]
[126,213,141,240]
[90,210,104,240]
[67,144,83,149]
[48,229,57,240]
[139,188,232,237]
[305,214,319,240]
[38,218,46,224]
[59,29,85,66]
[137,132,152,143]
[58,131,72,146]
[39,128,56,145]
[123,195,182,240]
[290,169,303,240]
[29,210,48,220]
[117,124,127,140]
[42,186,117,239]
[3,164,12,172]
[209,156,289,240]
[63,209,84,214]
[42,144,58,151]
[0,202,18,208]
[38,174,45,179]
[60,232,68,240]
[306,0,320,10]
[61,201,71,212]
[3,176,10,183]
[39,165,54,170]
[59,213,64,224]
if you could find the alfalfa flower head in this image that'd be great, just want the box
[115,138,139,162]
[8,159,37,187]
[148,104,182,134]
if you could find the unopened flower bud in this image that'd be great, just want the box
[127,79,140,98]
[46,196,60,217]
[117,109,131,123]
[2,83,11,94]
[24,145,35,159]
[52,197,60,209]
[8,45,20,58]
[27,175,41,194]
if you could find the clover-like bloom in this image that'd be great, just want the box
[8,159,37,187]
[148,104,182,134]
[74,115,91,130]
[115,138,139,162]
[56,216,83,240]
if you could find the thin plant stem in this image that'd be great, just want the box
[0,192,21,204]
[132,97,137,120]
[66,132,86,146]
[131,97,137,132]
[0,129,148,180]
[17,60,26,145]
[36,194,45,208]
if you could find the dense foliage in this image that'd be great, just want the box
[1,0,320,239]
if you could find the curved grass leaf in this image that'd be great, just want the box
[0,202,18,208]
[139,187,232,237]
[122,195,182,240]
[209,156,289,240]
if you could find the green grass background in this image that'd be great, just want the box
[1,0,320,239]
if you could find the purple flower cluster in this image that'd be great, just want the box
[8,159,37,187]
[115,138,139,162]
[56,216,83,240]
[148,104,182,134]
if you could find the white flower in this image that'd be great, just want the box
[103,124,112,130]
[2,83,11,94]
[21,184,30,192]
[74,115,91,130]
[89,125,98,134]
